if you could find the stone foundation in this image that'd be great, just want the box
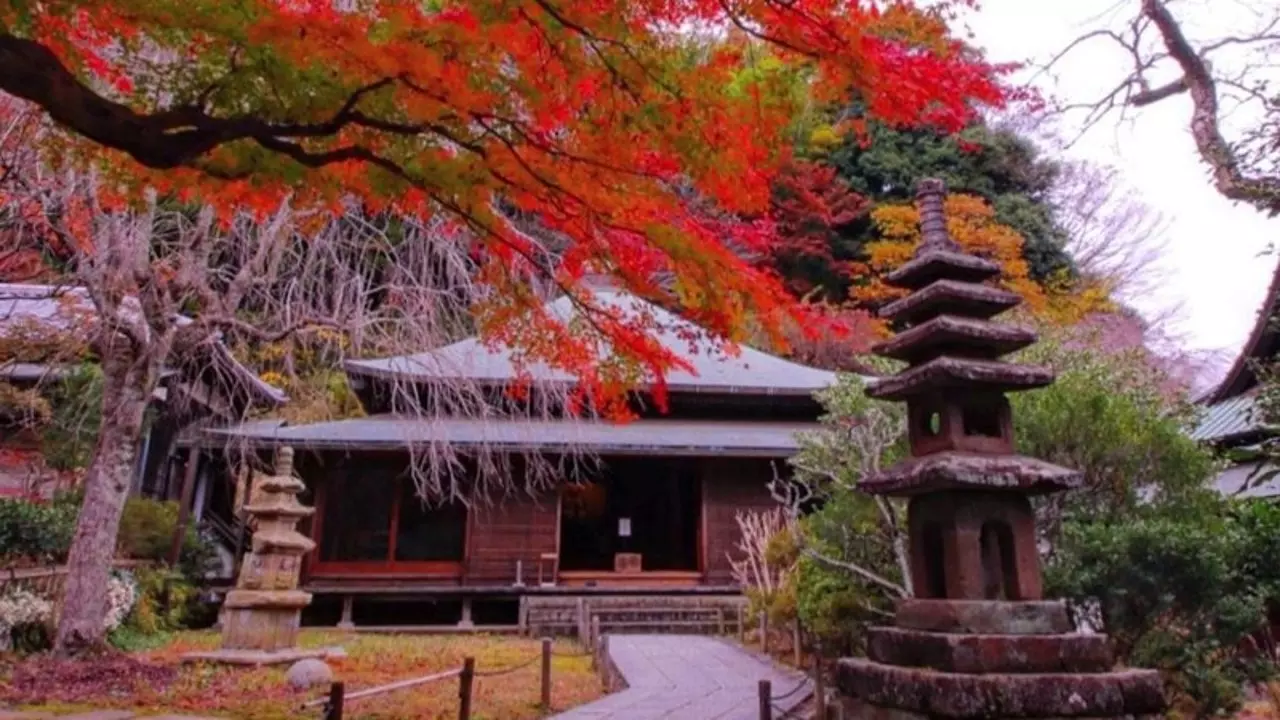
[837,600,1164,719]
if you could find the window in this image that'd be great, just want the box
[316,459,466,571]
[395,479,466,562]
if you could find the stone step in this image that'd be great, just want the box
[867,625,1114,674]
[837,658,1164,719]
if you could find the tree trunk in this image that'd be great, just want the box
[54,350,153,655]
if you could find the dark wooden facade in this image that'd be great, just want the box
[295,450,780,592]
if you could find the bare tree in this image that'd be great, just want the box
[1050,160,1172,303]
[0,105,598,653]
[728,508,797,602]
[1042,0,1280,215]
[771,374,912,601]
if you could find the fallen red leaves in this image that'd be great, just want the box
[1,652,177,704]
[0,630,601,719]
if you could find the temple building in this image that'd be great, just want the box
[179,278,843,629]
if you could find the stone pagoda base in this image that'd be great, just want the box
[836,599,1165,719]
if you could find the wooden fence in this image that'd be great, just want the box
[0,560,153,608]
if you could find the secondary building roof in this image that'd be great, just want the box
[205,414,816,457]
[1190,391,1263,445]
[345,284,839,397]
[0,283,285,407]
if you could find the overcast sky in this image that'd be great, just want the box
[966,0,1276,372]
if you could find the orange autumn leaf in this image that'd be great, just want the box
[856,194,1111,324]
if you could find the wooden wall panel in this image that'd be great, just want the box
[464,491,560,585]
[701,458,784,585]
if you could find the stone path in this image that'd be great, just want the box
[552,635,811,720]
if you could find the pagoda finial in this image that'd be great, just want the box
[275,445,295,478]
[915,177,959,256]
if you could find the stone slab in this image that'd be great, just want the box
[0,712,57,719]
[895,599,1074,635]
[180,647,328,666]
[860,450,1080,496]
[868,626,1114,674]
[838,699,1162,720]
[837,658,1165,718]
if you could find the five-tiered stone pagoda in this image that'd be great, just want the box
[837,179,1165,718]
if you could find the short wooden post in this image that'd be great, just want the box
[458,657,475,720]
[590,614,601,653]
[737,605,745,642]
[813,654,827,720]
[325,681,344,720]
[758,679,772,720]
[759,611,769,655]
[793,620,802,667]
[540,637,552,712]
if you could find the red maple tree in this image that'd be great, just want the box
[0,0,1013,652]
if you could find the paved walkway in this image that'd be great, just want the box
[553,635,811,719]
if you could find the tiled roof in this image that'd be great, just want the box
[1190,392,1263,444]
[206,414,815,457]
[1212,460,1280,499]
[0,283,286,406]
[345,288,839,397]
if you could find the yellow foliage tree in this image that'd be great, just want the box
[853,194,1111,325]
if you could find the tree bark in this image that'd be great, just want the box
[54,350,154,655]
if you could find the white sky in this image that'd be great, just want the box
[966,0,1276,371]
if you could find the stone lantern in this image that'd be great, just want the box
[186,446,328,665]
[836,179,1165,718]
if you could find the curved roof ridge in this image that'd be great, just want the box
[1204,256,1280,404]
[344,285,839,396]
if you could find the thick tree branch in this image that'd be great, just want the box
[1139,0,1280,216]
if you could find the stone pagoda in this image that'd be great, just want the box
[186,446,324,665]
[836,179,1165,718]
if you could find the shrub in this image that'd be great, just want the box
[1047,500,1280,717]
[0,497,77,565]
[0,587,54,653]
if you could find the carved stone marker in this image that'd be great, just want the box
[835,178,1166,718]
[185,446,328,666]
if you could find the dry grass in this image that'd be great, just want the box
[0,630,603,719]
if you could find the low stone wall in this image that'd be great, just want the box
[522,593,747,638]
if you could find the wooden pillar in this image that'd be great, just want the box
[337,595,354,630]
[458,597,474,629]
[167,447,200,567]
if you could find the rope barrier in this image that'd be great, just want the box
[302,668,461,708]
[770,676,810,702]
[304,638,589,712]
[475,653,541,677]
